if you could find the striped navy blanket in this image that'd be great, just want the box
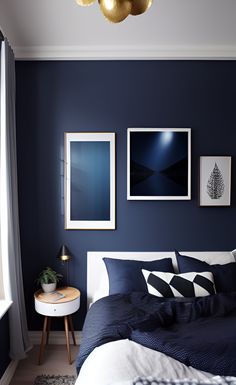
[76,292,236,376]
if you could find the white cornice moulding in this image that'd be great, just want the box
[28,330,82,345]
[13,44,236,60]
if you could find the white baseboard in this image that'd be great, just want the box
[28,331,83,345]
[0,360,18,385]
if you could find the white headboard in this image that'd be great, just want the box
[87,250,236,307]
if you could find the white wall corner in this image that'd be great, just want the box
[0,360,18,385]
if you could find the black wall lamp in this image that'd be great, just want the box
[58,245,72,286]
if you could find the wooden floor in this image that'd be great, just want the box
[10,345,78,385]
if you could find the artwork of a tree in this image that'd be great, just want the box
[207,163,225,199]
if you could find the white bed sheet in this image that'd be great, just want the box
[76,339,213,385]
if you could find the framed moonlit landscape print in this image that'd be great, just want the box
[65,132,115,230]
[199,156,231,207]
[127,128,191,200]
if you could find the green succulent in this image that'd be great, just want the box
[36,267,63,286]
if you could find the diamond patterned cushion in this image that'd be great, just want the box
[142,270,216,298]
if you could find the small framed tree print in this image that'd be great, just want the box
[199,156,232,207]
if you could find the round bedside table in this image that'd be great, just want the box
[34,286,80,365]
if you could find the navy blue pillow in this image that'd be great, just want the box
[103,257,174,295]
[175,250,236,293]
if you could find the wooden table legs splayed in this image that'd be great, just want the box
[38,315,76,365]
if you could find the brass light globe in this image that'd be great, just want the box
[99,0,132,23]
[75,0,96,6]
[130,0,152,16]
[75,0,153,23]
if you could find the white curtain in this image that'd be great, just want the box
[0,38,31,360]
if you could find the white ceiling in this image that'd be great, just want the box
[0,0,236,59]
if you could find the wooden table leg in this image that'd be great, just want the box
[68,315,76,346]
[64,316,72,364]
[46,317,51,345]
[38,316,48,365]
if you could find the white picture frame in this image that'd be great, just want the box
[127,128,191,200]
[199,156,231,207]
[65,132,116,230]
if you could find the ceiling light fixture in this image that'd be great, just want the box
[75,0,153,23]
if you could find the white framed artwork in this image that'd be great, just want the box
[64,132,116,230]
[199,156,231,207]
[127,128,191,200]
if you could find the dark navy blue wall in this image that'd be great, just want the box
[15,61,236,330]
[0,313,10,378]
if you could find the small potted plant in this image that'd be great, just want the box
[36,267,63,293]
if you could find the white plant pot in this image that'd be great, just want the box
[41,283,56,293]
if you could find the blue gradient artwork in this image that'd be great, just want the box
[129,129,190,198]
[71,141,110,220]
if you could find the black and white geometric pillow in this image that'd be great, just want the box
[142,270,216,298]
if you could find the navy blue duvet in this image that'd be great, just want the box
[76,292,236,375]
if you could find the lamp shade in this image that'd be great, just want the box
[58,245,71,262]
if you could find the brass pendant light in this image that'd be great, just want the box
[75,0,153,23]
[75,0,96,5]
[130,0,152,16]
[99,0,132,23]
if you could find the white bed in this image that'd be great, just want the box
[76,250,236,385]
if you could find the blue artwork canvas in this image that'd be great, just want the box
[70,141,110,221]
[129,130,190,199]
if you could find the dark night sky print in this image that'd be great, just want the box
[130,131,189,196]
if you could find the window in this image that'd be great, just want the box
[0,253,4,299]
[0,38,12,318]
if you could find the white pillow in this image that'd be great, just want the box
[142,270,216,298]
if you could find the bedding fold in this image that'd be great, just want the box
[76,292,236,376]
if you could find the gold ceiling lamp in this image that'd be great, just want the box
[130,0,152,16]
[75,0,153,23]
[99,0,132,23]
[76,0,96,5]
